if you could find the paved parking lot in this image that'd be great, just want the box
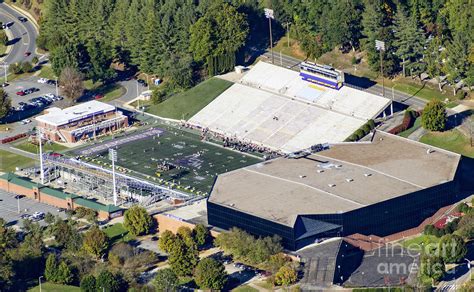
[0,188,66,227]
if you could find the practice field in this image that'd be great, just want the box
[76,125,261,195]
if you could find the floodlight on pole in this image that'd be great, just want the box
[375,40,386,98]
[264,8,274,64]
[109,148,118,206]
[0,62,8,83]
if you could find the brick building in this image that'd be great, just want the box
[35,101,128,143]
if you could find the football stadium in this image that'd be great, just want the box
[207,131,467,250]
[74,123,261,195]
[190,62,391,153]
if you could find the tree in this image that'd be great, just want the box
[438,234,467,264]
[0,218,16,290]
[80,274,96,292]
[82,225,109,259]
[420,255,445,282]
[177,226,194,247]
[457,213,474,240]
[51,43,79,76]
[424,36,444,91]
[168,236,199,276]
[421,101,446,131]
[0,89,11,119]
[190,1,248,63]
[56,261,73,285]
[21,61,33,73]
[9,62,22,74]
[44,253,59,282]
[158,230,177,253]
[193,224,209,247]
[393,7,425,77]
[59,67,84,103]
[0,30,8,46]
[51,219,75,248]
[194,257,227,290]
[123,205,153,236]
[151,87,165,105]
[45,212,55,225]
[96,270,119,292]
[274,265,298,287]
[152,268,179,292]
[443,34,470,94]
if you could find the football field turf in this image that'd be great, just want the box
[78,125,261,195]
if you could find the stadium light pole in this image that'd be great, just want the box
[55,76,59,97]
[38,128,45,185]
[375,40,385,98]
[264,8,274,64]
[109,148,118,206]
[286,22,291,47]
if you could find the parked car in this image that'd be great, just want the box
[94,94,104,100]
[18,16,27,22]
[16,90,26,96]
[20,214,30,219]
[137,79,147,87]
[24,51,31,57]
[37,78,48,84]
[1,82,9,87]
[20,119,31,125]
[14,195,24,199]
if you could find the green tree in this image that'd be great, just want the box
[21,61,33,73]
[421,101,446,131]
[86,38,115,83]
[44,253,59,282]
[151,87,165,105]
[168,236,199,276]
[274,265,298,287]
[9,62,22,74]
[158,230,177,253]
[56,261,73,285]
[443,34,470,94]
[51,43,79,76]
[438,234,467,264]
[193,224,209,247]
[177,226,194,247]
[152,268,179,292]
[0,89,11,119]
[82,225,109,259]
[0,218,16,290]
[44,212,55,225]
[96,270,119,292]
[424,36,444,91]
[393,7,425,77]
[123,205,153,236]
[0,30,8,46]
[420,255,445,282]
[194,257,227,290]
[190,1,248,63]
[80,274,96,292]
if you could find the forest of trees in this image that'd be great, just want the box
[36,0,473,93]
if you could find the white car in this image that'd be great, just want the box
[20,119,31,125]
[37,78,48,84]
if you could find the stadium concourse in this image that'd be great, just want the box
[189,61,391,153]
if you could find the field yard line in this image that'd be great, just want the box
[201,139,263,160]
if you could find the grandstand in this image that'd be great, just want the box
[190,62,391,153]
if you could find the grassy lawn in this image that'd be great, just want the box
[0,149,35,172]
[273,33,307,60]
[146,78,233,120]
[401,234,440,255]
[420,129,474,158]
[38,66,56,80]
[399,117,421,138]
[103,223,135,244]
[392,80,453,102]
[13,140,68,154]
[0,43,6,56]
[97,84,125,102]
[28,282,80,292]
[254,281,274,290]
[232,285,259,292]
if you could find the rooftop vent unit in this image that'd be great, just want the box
[317,169,324,173]
[328,184,336,187]
[345,178,353,182]
[299,175,306,178]
[230,203,235,207]
[364,173,372,177]
[335,164,342,168]
[427,148,434,154]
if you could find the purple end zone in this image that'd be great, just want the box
[76,128,165,156]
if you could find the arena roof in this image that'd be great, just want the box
[208,131,461,227]
[190,62,390,153]
[36,101,116,127]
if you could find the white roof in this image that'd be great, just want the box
[189,62,391,153]
[36,101,116,127]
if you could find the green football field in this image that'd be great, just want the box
[80,126,261,195]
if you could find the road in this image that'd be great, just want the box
[262,51,428,110]
[0,3,38,65]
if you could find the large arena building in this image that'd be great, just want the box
[190,62,391,153]
[207,131,465,250]
[36,101,128,143]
